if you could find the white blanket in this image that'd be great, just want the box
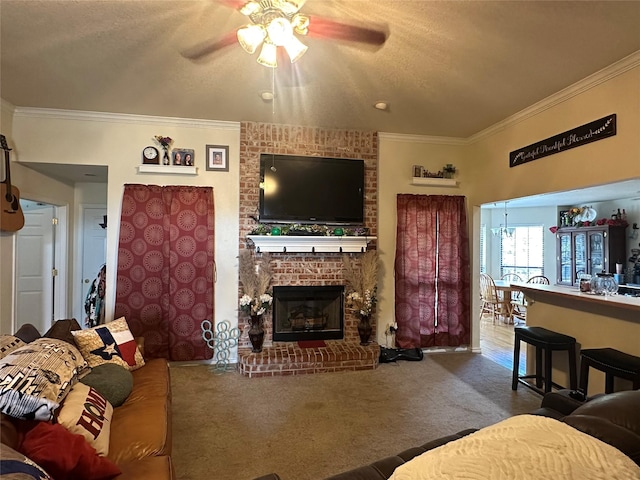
[390,414,640,480]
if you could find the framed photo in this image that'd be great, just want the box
[206,145,229,171]
[412,165,423,178]
[173,148,195,166]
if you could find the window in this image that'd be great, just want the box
[500,226,544,280]
[480,224,487,273]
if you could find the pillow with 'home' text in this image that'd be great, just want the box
[56,382,113,456]
[71,317,145,371]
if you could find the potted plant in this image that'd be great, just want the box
[442,164,457,179]
[342,250,379,345]
[238,250,273,352]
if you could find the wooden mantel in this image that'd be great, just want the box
[247,235,376,253]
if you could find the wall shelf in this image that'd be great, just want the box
[247,235,376,253]
[411,177,458,187]
[137,165,198,175]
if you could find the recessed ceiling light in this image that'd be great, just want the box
[260,91,275,101]
[374,101,389,111]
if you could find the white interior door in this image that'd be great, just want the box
[16,205,55,333]
[79,208,107,325]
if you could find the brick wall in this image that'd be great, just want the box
[238,122,379,347]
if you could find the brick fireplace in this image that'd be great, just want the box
[237,122,379,375]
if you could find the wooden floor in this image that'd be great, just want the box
[480,315,526,375]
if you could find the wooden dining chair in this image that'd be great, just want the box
[479,273,511,324]
[527,275,550,285]
[500,273,523,282]
[511,275,550,323]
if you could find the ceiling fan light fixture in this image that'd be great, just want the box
[237,25,266,54]
[283,35,307,63]
[239,1,261,16]
[266,17,294,46]
[257,42,278,68]
[291,14,309,35]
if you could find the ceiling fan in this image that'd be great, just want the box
[182,0,388,68]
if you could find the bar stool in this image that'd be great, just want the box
[579,348,640,394]
[512,326,577,395]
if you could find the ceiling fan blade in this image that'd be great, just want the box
[306,15,388,46]
[181,31,239,61]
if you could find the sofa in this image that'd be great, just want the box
[254,389,640,479]
[0,319,174,480]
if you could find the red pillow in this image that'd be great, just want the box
[19,422,121,480]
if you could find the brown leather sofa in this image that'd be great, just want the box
[254,389,640,480]
[1,321,174,480]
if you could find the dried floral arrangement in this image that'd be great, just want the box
[342,250,379,317]
[238,250,273,316]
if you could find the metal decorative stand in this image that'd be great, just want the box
[201,320,241,374]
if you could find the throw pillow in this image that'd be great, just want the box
[19,422,121,480]
[44,319,82,346]
[0,338,89,421]
[71,317,145,371]
[0,335,25,359]
[55,383,113,456]
[80,363,133,407]
[0,442,53,479]
[13,324,41,344]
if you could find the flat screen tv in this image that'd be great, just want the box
[259,154,365,225]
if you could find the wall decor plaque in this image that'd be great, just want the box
[509,114,616,168]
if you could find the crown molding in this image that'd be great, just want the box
[379,132,466,145]
[468,50,640,144]
[11,107,241,130]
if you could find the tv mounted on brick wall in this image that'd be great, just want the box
[259,154,365,225]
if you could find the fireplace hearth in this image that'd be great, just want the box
[272,285,344,341]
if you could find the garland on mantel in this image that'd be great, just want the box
[249,223,370,237]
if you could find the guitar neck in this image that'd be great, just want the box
[0,134,13,187]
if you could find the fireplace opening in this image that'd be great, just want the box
[272,285,344,341]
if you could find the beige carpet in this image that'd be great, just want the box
[170,352,542,480]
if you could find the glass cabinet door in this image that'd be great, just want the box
[573,232,587,283]
[588,231,604,275]
[558,233,572,284]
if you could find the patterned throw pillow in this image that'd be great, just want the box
[56,383,113,456]
[71,317,145,371]
[0,338,88,422]
[0,335,25,359]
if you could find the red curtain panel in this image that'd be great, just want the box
[115,184,215,361]
[394,194,470,348]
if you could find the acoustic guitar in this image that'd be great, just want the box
[0,134,25,232]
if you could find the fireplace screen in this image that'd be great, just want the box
[272,285,344,341]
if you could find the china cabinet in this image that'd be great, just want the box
[556,225,626,286]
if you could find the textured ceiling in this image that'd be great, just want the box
[2,0,640,138]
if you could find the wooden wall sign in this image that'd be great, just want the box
[509,114,616,168]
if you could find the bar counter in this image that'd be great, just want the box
[517,283,640,396]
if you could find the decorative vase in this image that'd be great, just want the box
[357,315,372,346]
[248,315,265,353]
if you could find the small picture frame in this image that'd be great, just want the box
[206,145,229,171]
[412,165,423,178]
[173,148,195,166]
